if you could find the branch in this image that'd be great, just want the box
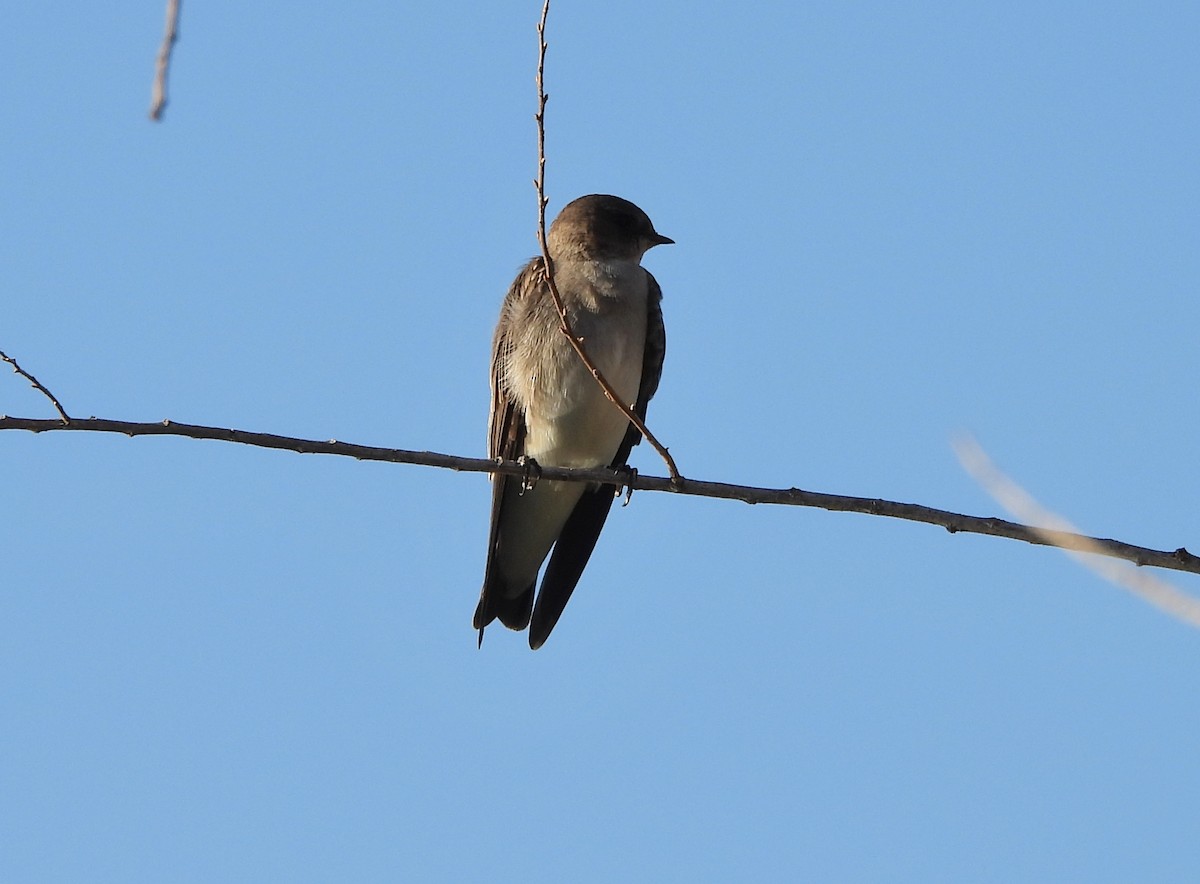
[149,0,181,121]
[0,350,70,423]
[533,0,681,482]
[956,435,1200,629]
[2,414,1196,577]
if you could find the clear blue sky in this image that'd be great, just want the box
[3,2,1199,881]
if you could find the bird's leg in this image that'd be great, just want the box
[517,455,542,495]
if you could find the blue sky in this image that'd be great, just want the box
[3,2,1198,880]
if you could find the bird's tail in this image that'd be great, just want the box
[473,578,534,646]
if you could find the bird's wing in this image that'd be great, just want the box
[473,258,544,638]
[528,271,666,649]
[614,270,666,465]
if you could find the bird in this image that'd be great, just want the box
[474,194,672,649]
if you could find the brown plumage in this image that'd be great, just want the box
[474,195,671,649]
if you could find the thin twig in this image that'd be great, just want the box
[533,0,681,482]
[0,352,70,423]
[149,0,181,121]
[2,415,1196,577]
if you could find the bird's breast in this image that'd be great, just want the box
[514,261,649,468]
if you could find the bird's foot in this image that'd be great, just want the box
[517,455,542,494]
[614,465,638,507]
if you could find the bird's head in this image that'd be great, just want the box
[548,194,673,263]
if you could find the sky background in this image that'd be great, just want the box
[3,1,1198,880]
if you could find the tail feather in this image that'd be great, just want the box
[474,576,534,645]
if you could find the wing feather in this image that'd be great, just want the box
[474,259,545,634]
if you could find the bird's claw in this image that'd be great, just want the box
[614,465,638,506]
[518,455,542,494]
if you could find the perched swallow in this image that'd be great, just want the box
[474,194,672,649]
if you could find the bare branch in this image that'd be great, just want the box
[149,0,181,121]
[533,0,681,482]
[2,414,1196,577]
[0,351,70,423]
[956,434,1200,628]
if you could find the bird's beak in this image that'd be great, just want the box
[649,232,674,247]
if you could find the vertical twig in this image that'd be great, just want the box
[149,0,181,121]
[533,0,681,481]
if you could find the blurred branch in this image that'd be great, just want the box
[532,0,681,482]
[2,414,1196,577]
[149,0,181,121]
[956,434,1200,628]
[0,350,70,423]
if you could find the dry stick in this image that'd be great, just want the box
[2,415,1197,577]
[533,0,681,482]
[0,351,70,423]
[149,0,181,121]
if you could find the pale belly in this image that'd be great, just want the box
[515,291,647,470]
[492,258,650,590]
[523,357,642,468]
